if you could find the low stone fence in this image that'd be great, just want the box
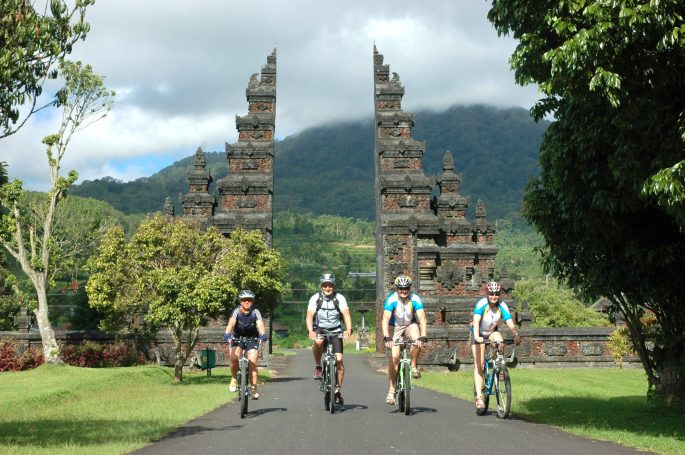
[421,326,640,370]
[0,329,270,368]
[2,326,639,370]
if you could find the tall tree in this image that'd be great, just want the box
[87,218,287,383]
[0,0,95,138]
[488,1,685,403]
[0,61,113,362]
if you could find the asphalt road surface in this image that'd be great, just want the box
[132,349,652,455]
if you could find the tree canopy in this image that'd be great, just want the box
[87,216,287,382]
[0,0,95,138]
[488,0,685,403]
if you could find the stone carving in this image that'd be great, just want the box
[436,262,464,289]
[442,150,454,171]
[241,160,258,170]
[248,73,259,88]
[544,342,568,356]
[394,159,410,169]
[399,195,417,207]
[383,236,406,258]
[237,197,257,208]
[163,197,174,216]
[390,72,401,88]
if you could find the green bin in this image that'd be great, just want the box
[199,348,216,370]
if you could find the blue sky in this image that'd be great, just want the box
[2,0,539,191]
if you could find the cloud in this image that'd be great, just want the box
[1,0,539,190]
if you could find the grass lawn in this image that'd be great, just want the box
[0,364,265,455]
[419,368,685,455]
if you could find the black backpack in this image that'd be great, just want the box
[236,309,257,334]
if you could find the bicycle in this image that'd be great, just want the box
[393,339,417,415]
[475,340,514,418]
[230,336,260,419]
[317,330,342,414]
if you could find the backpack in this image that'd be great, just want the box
[316,291,342,317]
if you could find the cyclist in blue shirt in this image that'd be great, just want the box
[471,281,520,413]
[224,289,266,399]
[381,275,427,405]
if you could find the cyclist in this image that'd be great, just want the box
[471,281,521,413]
[306,273,353,405]
[381,274,427,405]
[225,289,266,400]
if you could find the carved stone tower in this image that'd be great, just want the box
[214,49,277,246]
[374,47,500,364]
[180,147,215,225]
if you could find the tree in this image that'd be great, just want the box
[0,0,95,138]
[0,60,113,362]
[87,217,287,382]
[488,1,685,403]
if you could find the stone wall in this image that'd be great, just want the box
[1,329,270,368]
[2,327,639,369]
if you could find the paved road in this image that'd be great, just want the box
[133,350,651,455]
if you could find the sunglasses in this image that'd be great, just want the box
[488,292,500,296]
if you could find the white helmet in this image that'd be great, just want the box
[319,273,336,286]
[485,281,501,294]
[238,289,255,300]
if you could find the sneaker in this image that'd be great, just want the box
[313,365,323,379]
[229,378,237,392]
[335,389,344,405]
[411,368,421,379]
[251,386,259,400]
[386,390,396,405]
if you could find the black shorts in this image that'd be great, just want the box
[315,328,343,354]
[233,336,260,351]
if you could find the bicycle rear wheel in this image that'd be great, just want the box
[240,360,248,418]
[495,366,512,418]
[329,357,337,414]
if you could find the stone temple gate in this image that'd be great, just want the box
[171,47,515,366]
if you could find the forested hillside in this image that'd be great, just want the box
[72,104,549,220]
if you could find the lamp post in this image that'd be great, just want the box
[356,303,370,349]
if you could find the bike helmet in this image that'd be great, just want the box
[394,274,412,289]
[485,281,501,294]
[319,273,336,286]
[238,289,255,300]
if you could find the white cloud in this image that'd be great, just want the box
[2,0,540,190]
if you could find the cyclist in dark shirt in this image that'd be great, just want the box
[225,289,266,399]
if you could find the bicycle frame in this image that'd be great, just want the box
[232,336,259,418]
[394,340,416,415]
[318,330,342,414]
[479,340,515,418]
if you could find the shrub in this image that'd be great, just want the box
[61,340,143,368]
[607,326,634,368]
[0,339,44,371]
[61,341,104,367]
[102,341,141,367]
[513,280,612,327]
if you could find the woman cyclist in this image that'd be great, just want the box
[471,281,520,413]
[225,289,266,399]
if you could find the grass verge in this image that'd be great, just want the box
[418,368,685,455]
[0,364,267,455]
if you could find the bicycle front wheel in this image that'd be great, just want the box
[402,361,411,415]
[323,360,330,411]
[495,366,512,419]
[329,357,337,414]
[240,361,248,418]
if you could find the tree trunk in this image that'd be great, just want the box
[33,279,61,363]
[656,347,685,406]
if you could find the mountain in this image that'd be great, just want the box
[71,104,549,220]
